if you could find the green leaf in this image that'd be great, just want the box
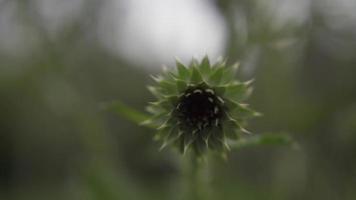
[200,55,211,76]
[224,99,262,118]
[225,82,245,95]
[214,86,226,96]
[147,86,163,98]
[224,98,239,110]
[154,124,172,140]
[190,58,200,67]
[150,75,163,83]
[166,95,179,106]
[149,99,171,111]
[208,136,224,152]
[223,120,239,139]
[145,104,164,114]
[176,79,187,93]
[224,114,251,134]
[184,131,197,146]
[160,124,180,150]
[101,101,151,127]
[193,138,207,156]
[200,129,211,144]
[177,137,185,154]
[231,134,298,149]
[141,111,169,128]
[176,59,190,80]
[161,66,177,82]
[221,62,239,84]
[150,95,178,110]
[158,80,177,95]
[190,67,203,84]
[212,57,226,68]
[226,100,262,118]
[224,81,253,101]
[208,67,224,85]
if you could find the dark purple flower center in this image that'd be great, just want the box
[175,86,224,130]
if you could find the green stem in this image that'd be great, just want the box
[183,154,212,200]
[190,156,201,200]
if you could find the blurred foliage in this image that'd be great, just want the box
[1,0,356,200]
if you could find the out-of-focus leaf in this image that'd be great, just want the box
[100,100,150,127]
[231,134,298,149]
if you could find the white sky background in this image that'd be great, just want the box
[1,0,356,68]
[98,0,228,69]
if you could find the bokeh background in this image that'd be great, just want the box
[1,0,356,199]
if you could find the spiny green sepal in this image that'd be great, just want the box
[146,57,259,157]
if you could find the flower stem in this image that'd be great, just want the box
[183,153,212,200]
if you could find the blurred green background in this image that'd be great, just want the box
[1,0,356,200]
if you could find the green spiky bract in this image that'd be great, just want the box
[143,56,261,157]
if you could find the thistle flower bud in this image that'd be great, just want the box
[143,56,260,156]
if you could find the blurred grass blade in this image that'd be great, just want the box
[101,100,149,125]
[231,134,298,150]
